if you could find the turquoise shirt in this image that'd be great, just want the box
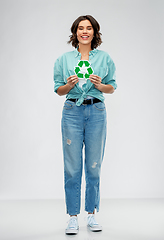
[54,48,117,106]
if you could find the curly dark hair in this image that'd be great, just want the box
[68,15,102,49]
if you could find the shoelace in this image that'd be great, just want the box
[87,214,98,226]
[67,217,78,229]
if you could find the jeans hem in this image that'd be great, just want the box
[85,206,99,213]
[67,211,80,215]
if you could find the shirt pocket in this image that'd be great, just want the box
[95,67,108,80]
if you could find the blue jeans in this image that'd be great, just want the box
[61,99,107,215]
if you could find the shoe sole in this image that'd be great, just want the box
[87,225,102,232]
[65,228,79,235]
[65,232,78,235]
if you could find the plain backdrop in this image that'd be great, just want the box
[0,0,164,200]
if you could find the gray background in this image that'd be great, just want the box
[0,0,164,200]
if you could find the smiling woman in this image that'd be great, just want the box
[53,15,117,235]
[68,15,102,50]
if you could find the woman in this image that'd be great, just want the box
[54,15,117,235]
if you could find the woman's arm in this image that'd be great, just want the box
[96,83,115,94]
[57,75,79,96]
[57,84,72,96]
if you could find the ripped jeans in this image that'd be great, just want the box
[61,99,107,215]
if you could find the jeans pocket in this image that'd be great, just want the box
[63,100,75,110]
[93,102,106,111]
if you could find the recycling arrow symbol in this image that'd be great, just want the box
[74,60,93,79]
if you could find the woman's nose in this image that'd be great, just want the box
[83,28,87,33]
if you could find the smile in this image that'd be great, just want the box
[81,36,89,40]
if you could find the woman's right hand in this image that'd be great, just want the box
[67,75,79,89]
[57,75,79,96]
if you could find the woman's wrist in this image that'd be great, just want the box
[96,83,115,93]
[95,83,103,91]
[66,83,73,90]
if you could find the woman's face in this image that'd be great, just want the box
[76,20,94,47]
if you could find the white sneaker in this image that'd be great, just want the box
[87,214,102,232]
[65,216,79,235]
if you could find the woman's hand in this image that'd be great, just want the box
[67,75,79,89]
[89,74,115,94]
[57,75,78,96]
[89,74,102,89]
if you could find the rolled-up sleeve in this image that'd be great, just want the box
[53,58,65,93]
[104,58,117,90]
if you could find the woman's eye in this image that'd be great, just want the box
[78,27,92,30]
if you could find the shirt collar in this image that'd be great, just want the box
[74,47,98,58]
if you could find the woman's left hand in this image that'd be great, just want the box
[89,74,102,89]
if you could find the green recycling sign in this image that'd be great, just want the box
[74,60,93,79]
